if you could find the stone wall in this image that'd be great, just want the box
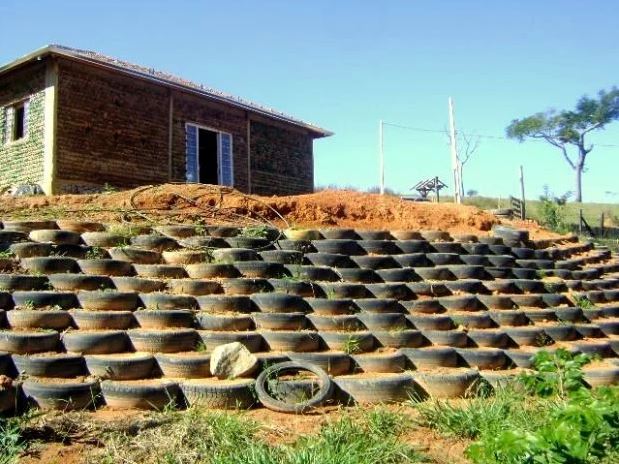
[0,62,46,191]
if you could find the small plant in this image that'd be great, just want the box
[538,187,569,233]
[85,247,106,260]
[342,335,362,354]
[21,300,35,311]
[0,250,14,259]
[102,183,119,194]
[241,225,270,238]
[574,295,596,309]
[195,341,207,352]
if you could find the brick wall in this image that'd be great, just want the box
[0,62,46,191]
[250,119,314,195]
[55,58,170,193]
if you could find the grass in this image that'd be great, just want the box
[0,416,25,464]
[88,407,424,464]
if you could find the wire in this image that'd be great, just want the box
[382,121,619,148]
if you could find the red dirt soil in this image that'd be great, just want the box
[0,183,559,239]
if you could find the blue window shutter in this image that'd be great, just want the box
[3,106,13,144]
[219,133,233,186]
[22,100,30,138]
[185,124,198,182]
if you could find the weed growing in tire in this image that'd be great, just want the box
[0,416,25,464]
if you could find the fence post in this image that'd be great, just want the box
[579,209,583,235]
[519,165,526,219]
[601,212,605,237]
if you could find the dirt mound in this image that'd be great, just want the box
[0,183,556,238]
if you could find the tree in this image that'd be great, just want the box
[506,88,619,202]
[445,129,481,200]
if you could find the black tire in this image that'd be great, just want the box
[390,230,423,240]
[334,373,413,404]
[129,329,198,353]
[78,259,134,276]
[284,265,341,282]
[222,278,273,295]
[70,310,135,330]
[505,348,540,368]
[356,230,393,240]
[555,307,584,322]
[459,255,490,266]
[482,280,519,294]
[22,379,100,410]
[400,347,458,368]
[85,353,156,380]
[357,312,406,330]
[12,353,86,377]
[357,240,401,255]
[319,331,374,352]
[372,330,424,348]
[181,378,255,409]
[9,242,53,259]
[598,320,619,336]
[162,249,211,265]
[197,295,252,313]
[487,255,516,267]
[524,309,558,323]
[407,282,451,297]
[267,279,316,297]
[467,329,509,348]
[166,279,223,296]
[235,261,285,279]
[0,275,49,291]
[130,235,179,252]
[155,353,211,378]
[196,313,255,331]
[505,327,546,346]
[438,295,479,312]
[401,299,444,315]
[20,257,78,274]
[198,331,263,353]
[460,243,490,254]
[260,331,319,352]
[11,291,78,309]
[6,310,72,331]
[318,283,368,299]
[255,361,332,413]
[444,265,485,280]
[305,298,355,315]
[477,295,514,310]
[376,268,419,283]
[224,237,273,250]
[259,250,303,265]
[583,366,619,387]
[492,225,529,242]
[206,226,240,238]
[0,331,59,354]
[365,283,412,300]
[543,324,578,341]
[107,247,161,264]
[81,232,126,247]
[276,239,316,253]
[185,263,240,279]
[62,330,128,354]
[396,240,430,254]
[250,293,310,313]
[139,293,198,310]
[456,348,507,370]
[512,279,545,293]
[426,253,461,265]
[282,229,322,241]
[319,229,359,239]
[77,291,138,311]
[252,312,307,330]
[414,267,455,281]
[154,225,197,238]
[574,323,604,338]
[305,252,356,268]
[485,267,515,279]
[287,352,352,375]
[393,253,430,268]
[430,242,465,254]
[511,268,539,279]
[311,239,365,256]
[101,380,179,410]
[111,277,166,293]
[352,352,406,373]
[511,247,536,259]
[488,310,529,327]
[406,314,454,330]
[337,268,381,283]
[353,298,401,314]
[444,279,484,294]
[178,236,228,249]
[510,294,546,308]
[133,264,186,279]
[49,274,114,291]
[421,330,468,347]
[134,310,195,329]
[450,313,496,329]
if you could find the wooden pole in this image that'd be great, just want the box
[448,97,460,203]
[579,209,583,235]
[435,176,440,202]
[519,165,526,219]
[379,120,385,195]
[601,212,605,236]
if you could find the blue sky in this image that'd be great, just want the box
[2,0,617,202]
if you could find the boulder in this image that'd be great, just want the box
[210,342,258,379]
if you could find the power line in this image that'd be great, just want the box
[382,121,619,148]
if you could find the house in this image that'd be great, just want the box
[0,45,331,195]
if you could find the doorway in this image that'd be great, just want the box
[198,128,219,184]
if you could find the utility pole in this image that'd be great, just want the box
[448,97,461,204]
[379,119,385,195]
[519,165,526,219]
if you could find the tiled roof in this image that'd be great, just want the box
[1,45,332,137]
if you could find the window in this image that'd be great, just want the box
[3,100,29,144]
[13,104,25,140]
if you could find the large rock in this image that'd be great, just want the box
[210,342,258,379]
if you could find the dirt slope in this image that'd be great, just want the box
[0,183,558,238]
